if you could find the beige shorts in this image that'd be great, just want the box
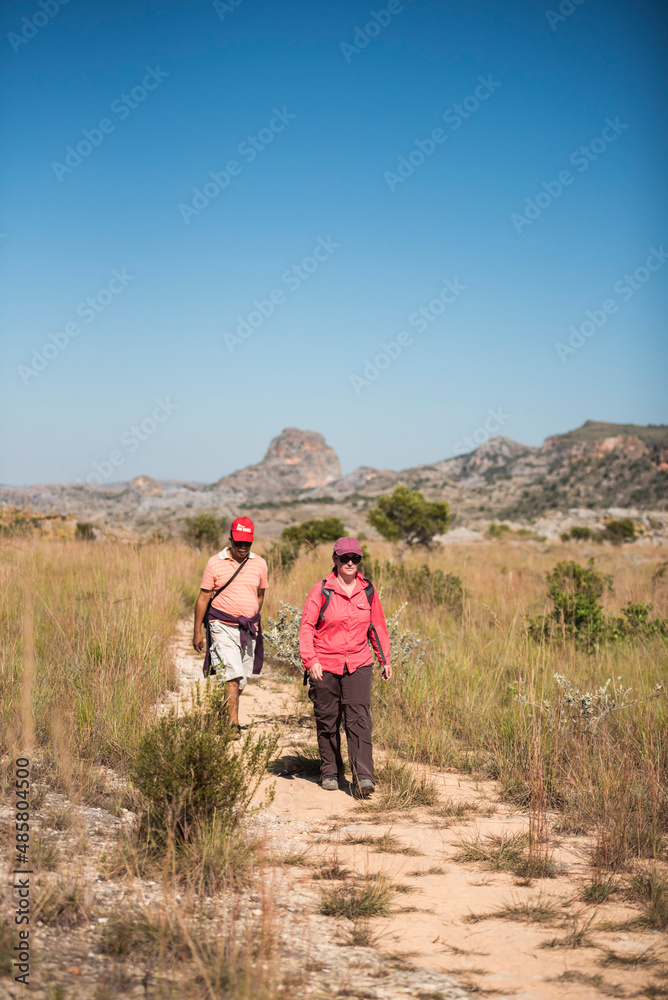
[209,621,255,692]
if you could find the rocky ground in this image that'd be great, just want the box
[2,623,666,999]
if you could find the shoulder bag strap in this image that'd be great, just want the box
[208,555,250,608]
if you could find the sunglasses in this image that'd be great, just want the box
[336,553,362,564]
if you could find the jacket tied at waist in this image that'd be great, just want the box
[202,606,264,677]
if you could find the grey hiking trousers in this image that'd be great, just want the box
[308,664,374,783]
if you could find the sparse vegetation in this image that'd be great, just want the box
[33,880,89,927]
[319,877,395,918]
[455,831,557,879]
[466,895,561,924]
[359,759,438,811]
[581,872,616,904]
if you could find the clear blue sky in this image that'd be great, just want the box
[1,0,666,485]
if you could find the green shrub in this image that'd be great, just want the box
[368,559,463,615]
[130,682,277,839]
[183,514,228,551]
[561,526,594,542]
[601,518,636,545]
[265,517,347,574]
[282,517,346,549]
[530,559,667,646]
[488,523,512,538]
[75,522,96,541]
[529,559,610,646]
[367,485,450,547]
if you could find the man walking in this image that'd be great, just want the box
[193,516,268,738]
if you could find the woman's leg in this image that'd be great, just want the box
[308,671,343,780]
[341,665,374,784]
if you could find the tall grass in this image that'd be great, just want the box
[0,538,203,782]
[263,537,668,868]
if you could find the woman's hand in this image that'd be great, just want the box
[381,664,392,681]
[309,662,324,681]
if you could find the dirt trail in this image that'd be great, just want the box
[171,621,667,1000]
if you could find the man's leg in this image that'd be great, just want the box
[227,678,241,725]
[341,665,374,784]
[209,622,245,729]
[308,671,343,781]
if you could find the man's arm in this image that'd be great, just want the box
[257,587,266,613]
[193,589,211,652]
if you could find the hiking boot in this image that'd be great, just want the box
[229,723,242,741]
[355,779,375,798]
[321,776,338,791]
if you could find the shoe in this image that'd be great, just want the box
[321,776,338,791]
[229,724,242,741]
[355,779,375,798]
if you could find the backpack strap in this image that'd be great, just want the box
[317,577,374,629]
[317,579,333,629]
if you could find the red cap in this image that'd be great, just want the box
[332,536,363,557]
[231,516,255,542]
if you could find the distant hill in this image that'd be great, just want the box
[0,421,666,536]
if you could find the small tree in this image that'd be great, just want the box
[266,517,347,575]
[367,485,450,548]
[183,514,227,551]
[281,517,346,550]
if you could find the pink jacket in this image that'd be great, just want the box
[299,571,391,675]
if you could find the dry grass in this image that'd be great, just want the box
[466,894,562,925]
[454,830,558,878]
[312,856,351,880]
[0,538,203,783]
[343,830,422,856]
[319,877,395,918]
[33,879,90,927]
[99,898,297,999]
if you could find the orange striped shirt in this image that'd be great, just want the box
[201,549,268,617]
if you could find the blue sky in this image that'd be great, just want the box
[1,0,666,485]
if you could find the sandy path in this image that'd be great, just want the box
[173,622,667,1000]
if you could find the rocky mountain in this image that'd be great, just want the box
[212,428,341,499]
[1,422,666,538]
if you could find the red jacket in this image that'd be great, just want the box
[299,571,391,675]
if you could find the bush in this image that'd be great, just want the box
[183,514,228,551]
[75,522,96,541]
[561,526,594,542]
[488,523,512,538]
[368,559,463,615]
[265,517,347,574]
[130,682,277,840]
[601,518,636,544]
[282,517,346,550]
[367,485,450,548]
[529,559,667,646]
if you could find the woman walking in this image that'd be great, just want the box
[299,537,392,797]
